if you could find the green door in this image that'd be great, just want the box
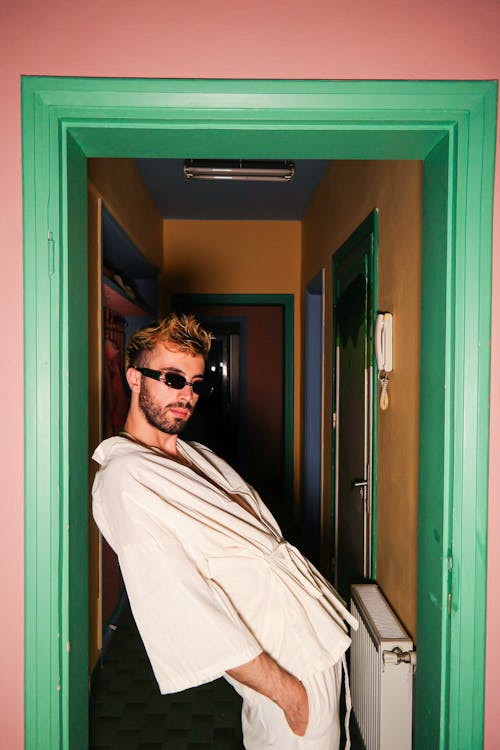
[332,217,376,600]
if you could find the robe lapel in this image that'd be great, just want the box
[177,440,249,495]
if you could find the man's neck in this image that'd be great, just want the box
[123,412,179,457]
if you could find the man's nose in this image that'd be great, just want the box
[178,383,196,399]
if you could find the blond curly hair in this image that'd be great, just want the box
[126,313,212,369]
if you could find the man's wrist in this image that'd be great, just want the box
[270,666,304,711]
[226,652,308,735]
[226,651,301,708]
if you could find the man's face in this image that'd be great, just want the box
[138,344,205,435]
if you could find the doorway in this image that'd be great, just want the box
[22,78,496,750]
[181,317,245,472]
[172,294,295,520]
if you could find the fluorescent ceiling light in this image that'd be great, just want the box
[184,159,295,183]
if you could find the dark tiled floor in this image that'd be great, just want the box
[90,604,244,750]
[90,603,363,750]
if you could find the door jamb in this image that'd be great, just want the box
[302,270,325,567]
[21,77,497,750]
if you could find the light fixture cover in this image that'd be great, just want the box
[184,159,295,182]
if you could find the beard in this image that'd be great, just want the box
[139,382,193,435]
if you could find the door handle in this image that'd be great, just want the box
[352,479,368,509]
[352,479,368,488]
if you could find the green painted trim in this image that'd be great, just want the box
[331,210,379,582]
[23,71,63,750]
[22,90,91,750]
[21,76,497,750]
[172,293,295,504]
[417,133,453,748]
[173,293,293,306]
[62,133,89,750]
[446,87,496,749]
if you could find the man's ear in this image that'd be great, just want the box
[126,366,141,394]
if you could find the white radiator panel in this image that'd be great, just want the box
[350,584,415,750]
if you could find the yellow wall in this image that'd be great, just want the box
[88,158,163,269]
[163,219,302,504]
[163,220,301,295]
[87,160,163,669]
[302,161,422,639]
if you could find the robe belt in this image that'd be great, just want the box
[264,541,324,600]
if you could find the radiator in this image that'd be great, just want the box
[350,584,416,750]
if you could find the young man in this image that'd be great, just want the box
[92,313,356,749]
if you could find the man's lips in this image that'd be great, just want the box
[168,404,191,419]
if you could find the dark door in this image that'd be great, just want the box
[333,227,375,601]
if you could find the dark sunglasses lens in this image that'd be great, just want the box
[164,373,187,390]
[163,373,212,397]
[192,381,213,397]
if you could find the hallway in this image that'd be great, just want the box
[90,602,244,750]
[87,154,421,750]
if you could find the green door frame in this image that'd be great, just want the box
[21,77,497,750]
[172,293,294,503]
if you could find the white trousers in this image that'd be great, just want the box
[226,659,346,750]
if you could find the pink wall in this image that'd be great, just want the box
[1,1,498,747]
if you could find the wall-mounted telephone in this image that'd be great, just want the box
[374,313,393,410]
[375,312,393,373]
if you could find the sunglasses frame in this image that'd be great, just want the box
[135,366,214,397]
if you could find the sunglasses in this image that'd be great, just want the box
[135,367,214,397]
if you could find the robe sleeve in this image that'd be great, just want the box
[118,535,263,693]
[92,459,263,694]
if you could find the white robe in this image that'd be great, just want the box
[92,436,357,695]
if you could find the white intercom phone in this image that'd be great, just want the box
[374,312,393,373]
[374,312,393,410]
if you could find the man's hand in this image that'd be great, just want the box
[280,675,309,736]
[227,652,309,736]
